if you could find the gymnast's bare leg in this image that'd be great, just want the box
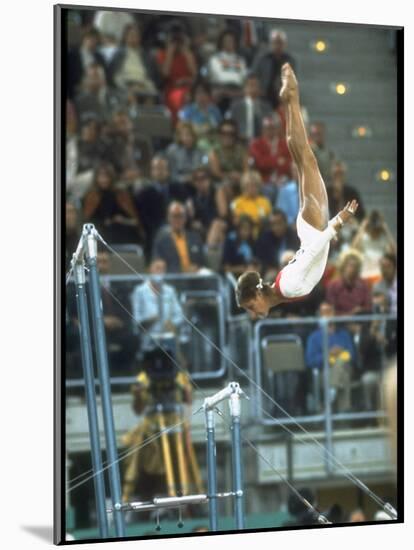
[280,63,330,230]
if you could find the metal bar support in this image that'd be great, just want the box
[84,225,126,537]
[205,408,218,531]
[229,391,245,529]
[73,258,109,538]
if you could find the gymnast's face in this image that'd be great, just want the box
[242,293,270,320]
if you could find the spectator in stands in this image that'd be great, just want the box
[208,29,248,114]
[66,102,98,203]
[252,29,296,108]
[156,23,198,120]
[324,503,344,524]
[249,115,292,201]
[254,209,299,276]
[76,118,106,173]
[209,120,249,218]
[186,167,219,238]
[359,289,397,410]
[374,253,397,315]
[67,98,78,137]
[327,160,365,222]
[66,200,81,270]
[275,164,300,226]
[326,250,372,315]
[283,488,320,527]
[82,162,145,244]
[228,75,273,142]
[183,16,225,65]
[165,122,205,185]
[97,251,137,375]
[348,509,367,523]
[130,258,184,350]
[66,301,82,382]
[93,9,135,47]
[152,201,206,273]
[222,215,256,277]
[67,28,106,99]
[233,19,269,65]
[351,210,397,284]
[305,302,356,412]
[74,63,127,124]
[231,170,272,236]
[310,122,336,184]
[103,109,148,177]
[204,218,229,272]
[134,156,186,258]
[178,80,222,152]
[108,23,159,96]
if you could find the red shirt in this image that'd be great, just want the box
[326,277,372,315]
[156,50,193,90]
[249,136,292,182]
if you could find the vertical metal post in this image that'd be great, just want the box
[158,406,177,497]
[84,227,126,537]
[321,318,334,475]
[174,410,190,496]
[205,408,218,531]
[73,260,109,538]
[229,393,245,529]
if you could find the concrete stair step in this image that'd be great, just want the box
[296,54,396,80]
[328,139,396,162]
[269,21,394,54]
[300,80,397,111]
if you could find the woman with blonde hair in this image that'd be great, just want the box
[326,249,372,316]
[231,170,272,236]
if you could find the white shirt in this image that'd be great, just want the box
[130,280,184,334]
[208,52,247,87]
[360,233,390,278]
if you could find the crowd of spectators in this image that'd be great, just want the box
[66,10,398,411]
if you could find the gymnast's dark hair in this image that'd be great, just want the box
[235,271,272,307]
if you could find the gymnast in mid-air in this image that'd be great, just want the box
[236,63,359,319]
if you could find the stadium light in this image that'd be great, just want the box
[330,82,350,95]
[352,125,373,138]
[311,39,328,52]
[378,169,392,182]
[335,83,347,95]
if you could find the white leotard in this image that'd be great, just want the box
[274,213,337,299]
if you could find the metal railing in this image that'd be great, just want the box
[253,314,396,475]
[66,273,227,385]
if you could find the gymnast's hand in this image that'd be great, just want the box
[338,200,359,224]
[332,199,359,232]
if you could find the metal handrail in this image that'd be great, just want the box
[253,314,396,475]
[254,314,397,326]
[179,290,227,380]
